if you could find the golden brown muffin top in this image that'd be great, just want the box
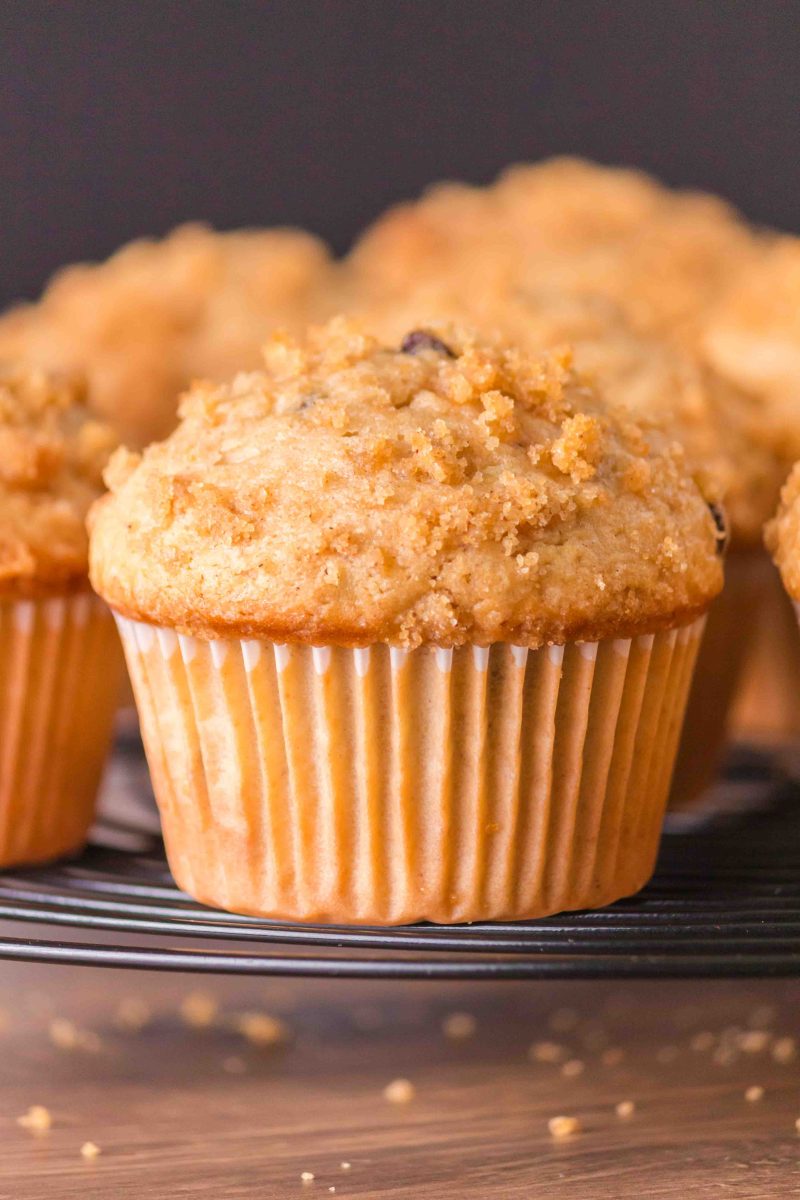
[703,235,800,460]
[341,284,782,548]
[491,159,759,342]
[0,365,118,598]
[90,319,723,647]
[0,223,335,448]
[347,158,758,342]
[766,463,800,601]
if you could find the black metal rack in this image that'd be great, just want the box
[0,745,798,980]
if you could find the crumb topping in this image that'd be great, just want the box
[766,463,800,600]
[90,319,722,646]
[0,224,335,447]
[0,365,117,597]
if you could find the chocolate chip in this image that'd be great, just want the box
[708,503,728,556]
[400,330,455,357]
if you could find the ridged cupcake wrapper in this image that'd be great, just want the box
[0,593,124,867]
[669,551,772,809]
[116,615,705,925]
[730,561,800,741]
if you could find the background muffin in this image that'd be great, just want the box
[766,463,800,595]
[0,365,123,866]
[343,159,792,791]
[0,223,336,447]
[91,320,721,923]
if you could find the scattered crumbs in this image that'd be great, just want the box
[235,1012,288,1046]
[384,1078,415,1104]
[713,1046,737,1067]
[690,1031,715,1053]
[49,1017,79,1050]
[772,1037,796,1064]
[748,1004,776,1029]
[180,992,218,1029]
[48,1018,102,1053]
[529,1041,565,1064]
[745,1086,765,1103]
[561,1059,584,1079]
[222,1056,247,1075]
[548,1115,581,1139]
[17,1106,51,1133]
[115,997,152,1032]
[442,1012,477,1040]
[738,1030,769,1054]
[656,1045,678,1065]
[340,1162,351,1171]
[329,1189,336,1194]
[301,1171,315,1184]
[601,1047,624,1067]
[80,1142,101,1161]
[548,1008,578,1034]
[615,1101,635,1119]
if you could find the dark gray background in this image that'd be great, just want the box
[1,0,798,306]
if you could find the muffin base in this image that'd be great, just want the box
[0,594,124,867]
[117,615,705,925]
[729,560,800,742]
[668,549,772,810]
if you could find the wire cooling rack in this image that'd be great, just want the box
[0,741,798,980]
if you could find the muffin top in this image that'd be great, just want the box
[347,158,757,342]
[0,223,335,447]
[0,365,118,598]
[703,235,800,460]
[342,284,781,547]
[766,464,800,601]
[491,160,758,342]
[90,320,723,648]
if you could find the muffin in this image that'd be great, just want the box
[90,320,722,924]
[340,280,781,802]
[0,365,123,866]
[348,158,758,342]
[702,235,800,744]
[0,223,336,447]
[767,464,800,602]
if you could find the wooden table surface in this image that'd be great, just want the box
[0,957,797,1199]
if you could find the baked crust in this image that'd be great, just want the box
[343,159,776,546]
[766,463,800,602]
[0,365,118,598]
[342,284,782,548]
[0,224,335,447]
[90,320,722,646]
[704,235,800,466]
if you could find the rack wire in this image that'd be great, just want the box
[0,742,798,979]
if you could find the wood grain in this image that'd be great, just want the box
[0,956,798,1199]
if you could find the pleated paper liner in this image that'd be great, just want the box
[0,593,124,868]
[730,559,800,742]
[669,550,773,810]
[117,614,705,925]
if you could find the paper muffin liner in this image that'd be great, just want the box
[118,616,704,924]
[0,593,124,867]
[668,550,773,810]
[730,559,800,742]
[116,615,705,925]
